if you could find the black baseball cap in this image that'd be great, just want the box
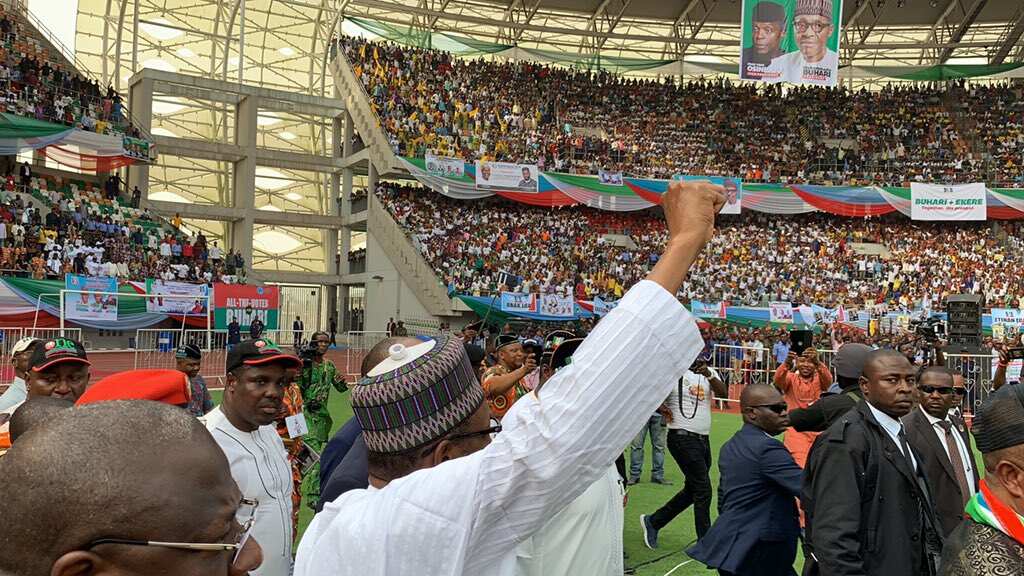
[29,338,91,372]
[226,338,301,373]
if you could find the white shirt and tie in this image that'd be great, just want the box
[294,280,703,576]
[867,402,917,471]
[919,407,975,494]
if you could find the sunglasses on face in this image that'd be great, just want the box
[751,403,788,414]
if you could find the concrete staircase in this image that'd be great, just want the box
[368,194,458,317]
[330,51,461,317]
[329,55,402,175]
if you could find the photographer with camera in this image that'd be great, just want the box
[298,330,348,509]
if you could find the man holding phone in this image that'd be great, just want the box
[482,334,537,420]
[773,348,832,467]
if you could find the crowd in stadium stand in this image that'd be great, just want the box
[0,166,243,284]
[0,6,137,136]
[338,36,1023,186]
[377,181,1024,311]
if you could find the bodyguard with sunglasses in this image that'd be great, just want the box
[903,366,980,537]
[687,384,803,576]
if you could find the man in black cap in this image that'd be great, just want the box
[941,383,1024,574]
[788,343,873,432]
[176,343,213,417]
[802,349,943,576]
[205,338,302,576]
[481,333,537,420]
[741,1,787,80]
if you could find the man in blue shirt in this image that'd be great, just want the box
[773,333,790,367]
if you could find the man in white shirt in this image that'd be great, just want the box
[641,357,727,547]
[0,338,38,411]
[774,0,839,86]
[205,338,302,576]
[902,366,980,537]
[294,181,725,576]
[514,337,625,576]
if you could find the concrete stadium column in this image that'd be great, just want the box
[368,161,378,194]
[325,114,342,277]
[127,77,154,199]
[338,284,350,331]
[233,93,259,275]
[343,110,354,157]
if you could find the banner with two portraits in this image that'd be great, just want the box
[739,0,843,87]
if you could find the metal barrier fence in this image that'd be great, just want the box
[259,330,323,351]
[0,327,83,384]
[944,353,996,419]
[134,329,228,387]
[343,331,390,380]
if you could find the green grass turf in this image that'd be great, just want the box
[211,389,797,575]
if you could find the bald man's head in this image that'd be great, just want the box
[360,337,423,377]
[0,401,243,576]
[8,396,73,443]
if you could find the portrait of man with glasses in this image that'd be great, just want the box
[774,0,840,86]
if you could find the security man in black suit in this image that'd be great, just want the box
[902,366,980,537]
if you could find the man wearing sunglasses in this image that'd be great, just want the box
[687,384,803,576]
[903,366,979,537]
[0,400,262,576]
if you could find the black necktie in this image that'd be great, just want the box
[897,424,916,473]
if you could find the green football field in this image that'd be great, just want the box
[212,389,800,575]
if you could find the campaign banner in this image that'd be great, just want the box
[769,301,794,324]
[425,153,464,178]
[592,296,618,317]
[910,183,987,221]
[475,161,539,193]
[539,294,575,318]
[691,300,727,319]
[739,0,843,87]
[672,175,742,214]
[213,284,280,330]
[598,169,623,186]
[499,292,537,314]
[64,274,118,321]
[992,308,1024,326]
[123,136,153,162]
[144,279,210,316]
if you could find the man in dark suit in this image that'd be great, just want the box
[802,349,943,576]
[687,384,802,576]
[902,366,979,537]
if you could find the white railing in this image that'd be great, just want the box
[343,330,390,380]
[0,327,83,384]
[133,329,227,387]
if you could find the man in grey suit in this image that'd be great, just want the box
[902,366,980,537]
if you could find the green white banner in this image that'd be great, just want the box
[739,0,843,87]
[910,183,987,221]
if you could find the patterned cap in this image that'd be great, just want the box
[794,0,832,19]
[175,343,202,360]
[352,334,483,454]
[974,383,1024,454]
[753,1,786,22]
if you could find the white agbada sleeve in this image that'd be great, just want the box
[295,279,702,576]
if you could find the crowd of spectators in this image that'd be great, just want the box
[339,36,1023,187]
[377,181,1024,312]
[0,6,138,137]
[0,165,243,286]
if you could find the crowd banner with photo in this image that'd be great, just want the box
[64,274,118,321]
[539,294,575,318]
[592,296,618,317]
[739,0,843,87]
[673,175,743,214]
[144,279,210,315]
[475,160,539,193]
[598,169,623,186]
[425,153,465,178]
[690,300,727,319]
[213,284,280,330]
[910,183,987,221]
[499,292,537,314]
[122,136,153,162]
[769,301,794,324]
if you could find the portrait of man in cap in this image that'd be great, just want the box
[740,1,787,81]
[775,0,840,86]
